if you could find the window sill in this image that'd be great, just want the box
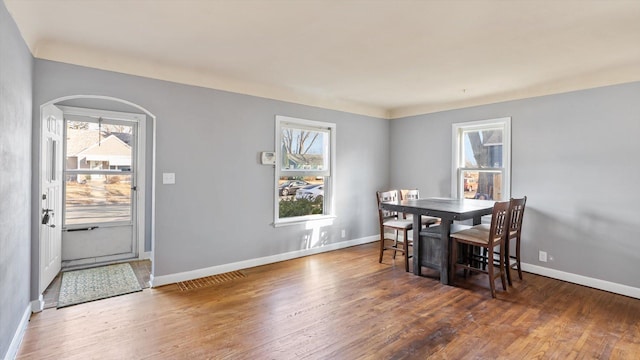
[273,215,336,228]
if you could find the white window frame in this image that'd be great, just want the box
[451,117,511,200]
[274,115,336,226]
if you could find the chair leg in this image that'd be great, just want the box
[481,247,488,270]
[516,237,523,280]
[393,230,398,259]
[403,229,410,272]
[505,238,513,286]
[379,231,385,263]
[487,255,496,298]
[499,246,507,291]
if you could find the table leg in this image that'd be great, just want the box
[440,220,451,285]
[413,214,422,276]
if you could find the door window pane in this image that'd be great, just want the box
[65,174,132,225]
[64,120,134,226]
[66,121,133,171]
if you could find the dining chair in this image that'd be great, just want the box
[400,189,440,227]
[476,196,527,286]
[450,200,511,298]
[376,190,413,272]
[503,196,527,285]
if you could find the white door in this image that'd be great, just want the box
[61,107,142,267]
[40,104,63,293]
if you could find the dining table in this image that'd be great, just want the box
[379,197,495,284]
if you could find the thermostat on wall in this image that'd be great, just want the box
[260,151,276,165]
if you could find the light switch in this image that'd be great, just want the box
[162,173,175,185]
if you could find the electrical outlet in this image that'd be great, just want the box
[539,250,548,262]
[341,229,346,238]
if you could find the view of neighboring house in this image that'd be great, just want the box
[66,129,132,182]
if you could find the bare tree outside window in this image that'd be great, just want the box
[67,121,89,130]
[282,129,319,157]
[281,127,326,171]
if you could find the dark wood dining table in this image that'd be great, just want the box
[379,197,495,284]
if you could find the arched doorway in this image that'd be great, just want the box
[35,95,155,310]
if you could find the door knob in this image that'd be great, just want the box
[42,208,53,225]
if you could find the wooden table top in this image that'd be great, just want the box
[380,197,495,221]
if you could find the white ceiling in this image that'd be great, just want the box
[5,0,640,118]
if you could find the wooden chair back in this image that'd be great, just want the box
[487,200,511,248]
[376,190,400,223]
[508,196,527,238]
[401,189,420,200]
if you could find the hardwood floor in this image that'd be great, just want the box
[17,243,640,359]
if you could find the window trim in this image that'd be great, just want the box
[274,115,336,226]
[451,117,511,200]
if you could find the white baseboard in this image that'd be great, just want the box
[4,304,31,360]
[522,262,640,299]
[139,251,152,260]
[151,236,378,287]
[30,295,43,313]
[148,236,640,300]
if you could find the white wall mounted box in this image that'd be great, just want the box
[162,173,175,184]
[260,151,275,165]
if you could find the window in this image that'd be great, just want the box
[274,116,336,225]
[452,117,511,200]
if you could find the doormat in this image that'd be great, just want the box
[176,271,247,291]
[57,263,142,308]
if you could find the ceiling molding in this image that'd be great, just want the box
[389,63,640,119]
[33,40,640,120]
[34,41,390,119]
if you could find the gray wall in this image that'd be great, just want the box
[0,1,33,358]
[32,59,389,291]
[390,82,640,288]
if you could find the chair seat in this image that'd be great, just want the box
[451,226,502,245]
[382,218,413,229]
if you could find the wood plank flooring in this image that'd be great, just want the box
[17,243,640,359]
